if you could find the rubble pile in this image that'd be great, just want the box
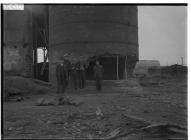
[26,109,186,139]
[161,64,187,76]
[35,96,84,106]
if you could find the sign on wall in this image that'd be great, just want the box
[3,4,24,10]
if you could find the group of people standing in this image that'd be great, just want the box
[56,57,104,95]
[70,61,86,90]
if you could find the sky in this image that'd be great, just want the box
[138,6,187,66]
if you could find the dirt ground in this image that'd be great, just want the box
[2,76,187,139]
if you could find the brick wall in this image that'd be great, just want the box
[3,8,33,77]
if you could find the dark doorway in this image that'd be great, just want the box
[33,48,49,82]
[99,57,117,80]
[37,62,49,82]
[86,56,126,80]
[118,57,125,80]
[86,60,96,80]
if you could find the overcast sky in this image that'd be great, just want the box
[138,6,187,66]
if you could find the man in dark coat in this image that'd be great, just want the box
[93,60,104,91]
[71,63,78,90]
[78,61,86,89]
[56,58,68,95]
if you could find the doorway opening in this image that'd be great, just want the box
[37,48,49,82]
[86,55,126,80]
[33,47,49,82]
[32,5,49,82]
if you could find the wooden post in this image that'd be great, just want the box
[43,48,46,62]
[33,11,38,79]
[35,39,38,79]
[117,55,119,80]
[181,57,183,65]
[33,47,37,78]
[125,56,127,80]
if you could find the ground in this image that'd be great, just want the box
[2,76,187,139]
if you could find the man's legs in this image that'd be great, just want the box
[79,70,82,89]
[73,74,78,90]
[98,78,101,90]
[61,80,66,94]
[81,71,85,88]
[99,78,102,90]
[77,70,81,89]
[96,77,100,90]
[57,80,61,94]
[96,78,98,90]
[57,80,63,102]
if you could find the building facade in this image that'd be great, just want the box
[3,7,33,77]
[3,5,48,78]
[3,5,138,82]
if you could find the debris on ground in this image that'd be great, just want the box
[8,127,13,131]
[35,96,84,106]
[59,96,84,106]
[5,87,21,96]
[140,123,187,135]
[117,123,187,140]
[3,76,51,101]
[95,107,103,119]
[15,97,25,102]
[3,107,187,139]
[100,114,187,140]
[86,133,95,140]
[101,128,121,139]
[36,98,46,106]
[3,77,187,139]
[30,78,51,86]
[16,127,23,131]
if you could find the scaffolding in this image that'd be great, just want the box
[32,5,49,80]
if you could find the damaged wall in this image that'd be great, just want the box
[3,44,33,77]
[3,7,33,77]
[49,5,139,83]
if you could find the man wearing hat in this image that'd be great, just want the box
[56,56,68,95]
[93,60,104,91]
[71,62,78,90]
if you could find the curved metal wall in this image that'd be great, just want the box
[49,5,138,82]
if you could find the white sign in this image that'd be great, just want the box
[3,4,24,10]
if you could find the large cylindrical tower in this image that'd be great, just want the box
[49,5,138,82]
